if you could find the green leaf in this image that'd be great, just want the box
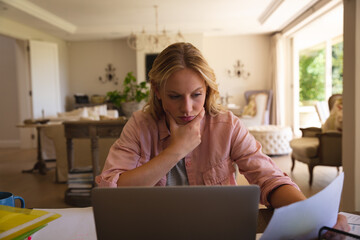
[106,71,149,104]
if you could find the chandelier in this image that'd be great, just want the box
[127,5,185,51]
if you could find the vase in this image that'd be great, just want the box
[121,101,146,118]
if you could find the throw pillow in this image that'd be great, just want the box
[87,104,107,116]
[82,104,108,120]
[85,109,100,120]
[57,107,88,118]
[322,98,343,132]
[242,95,257,117]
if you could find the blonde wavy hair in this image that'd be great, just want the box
[144,42,224,120]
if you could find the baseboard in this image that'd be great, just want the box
[0,140,20,148]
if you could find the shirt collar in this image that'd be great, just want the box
[158,116,170,141]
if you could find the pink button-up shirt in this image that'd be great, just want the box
[96,110,299,206]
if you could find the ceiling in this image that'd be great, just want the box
[0,0,319,41]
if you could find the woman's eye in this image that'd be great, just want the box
[169,95,180,99]
[193,93,202,97]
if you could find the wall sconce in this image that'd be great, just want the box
[99,64,118,85]
[227,60,250,80]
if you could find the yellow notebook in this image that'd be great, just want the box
[0,205,61,240]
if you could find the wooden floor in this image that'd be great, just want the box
[0,148,341,209]
[0,148,71,208]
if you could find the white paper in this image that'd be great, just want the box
[339,212,360,235]
[32,207,97,240]
[261,172,344,240]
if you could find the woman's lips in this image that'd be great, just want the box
[179,116,195,122]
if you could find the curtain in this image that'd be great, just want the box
[270,32,285,126]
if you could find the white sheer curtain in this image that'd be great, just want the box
[270,33,285,126]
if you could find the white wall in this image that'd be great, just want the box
[136,33,204,83]
[203,35,271,107]
[68,39,136,108]
[0,35,20,147]
[68,34,271,110]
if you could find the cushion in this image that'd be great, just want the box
[322,98,343,132]
[57,107,88,118]
[55,104,112,121]
[83,109,100,120]
[86,104,107,116]
[242,95,257,116]
[290,137,319,159]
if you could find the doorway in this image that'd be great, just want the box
[0,35,62,149]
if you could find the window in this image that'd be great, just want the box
[332,40,343,95]
[298,36,343,128]
[299,43,326,103]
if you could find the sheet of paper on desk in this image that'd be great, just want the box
[32,207,96,240]
[261,172,344,240]
[339,212,360,235]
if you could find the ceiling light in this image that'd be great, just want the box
[127,5,185,51]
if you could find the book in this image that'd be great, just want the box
[66,188,91,197]
[0,205,61,240]
[68,183,93,189]
[67,166,94,186]
[69,166,93,173]
[68,173,93,179]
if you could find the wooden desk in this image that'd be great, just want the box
[63,119,127,207]
[33,207,272,239]
[63,119,127,181]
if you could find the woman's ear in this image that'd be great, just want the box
[152,83,161,100]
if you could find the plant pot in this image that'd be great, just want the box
[121,101,146,118]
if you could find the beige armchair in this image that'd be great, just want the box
[239,90,272,127]
[290,128,341,185]
[290,94,342,185]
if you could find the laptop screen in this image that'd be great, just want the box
[92,185,260,240]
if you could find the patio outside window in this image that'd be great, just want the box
[298,36,343,128]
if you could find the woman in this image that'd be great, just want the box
[96,42,349,231]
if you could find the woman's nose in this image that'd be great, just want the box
[181,97,192,114]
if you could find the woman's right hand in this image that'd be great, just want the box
[116,108,205,187]
[166,108,205,159]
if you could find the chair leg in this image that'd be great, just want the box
[291,155,296,172]
[308,164,314,186]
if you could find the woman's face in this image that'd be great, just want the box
[156,68,207,125]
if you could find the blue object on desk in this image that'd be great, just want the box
[0,192,25,208]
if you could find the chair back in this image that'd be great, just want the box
[328,94,342,111]
[244,90,273,125]
[315,101,330,124]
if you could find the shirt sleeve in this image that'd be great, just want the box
[230,118,300,206]
[95,115,143,187]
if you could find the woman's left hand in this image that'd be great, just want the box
[322,214,351,239]
[333,213,351,232]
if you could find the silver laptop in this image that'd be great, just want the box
[91,185,260,240]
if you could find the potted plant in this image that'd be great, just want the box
[107,72,149,118]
